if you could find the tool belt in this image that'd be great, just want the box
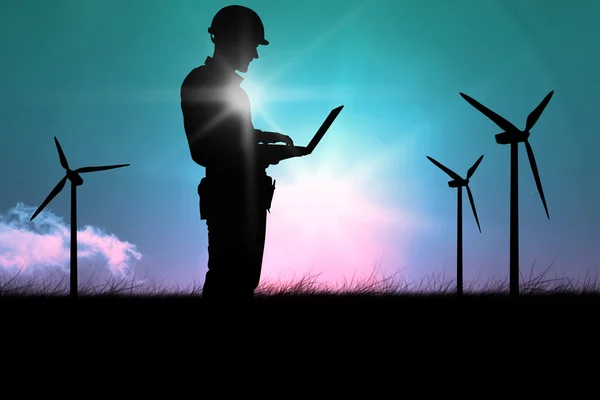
[198,175,276,220]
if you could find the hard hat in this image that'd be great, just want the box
[208,5,269,46]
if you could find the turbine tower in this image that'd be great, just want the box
[30,137,130,298]
[460,91,553,297]
[427,155,484,296]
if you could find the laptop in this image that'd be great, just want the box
[267,105,344,155]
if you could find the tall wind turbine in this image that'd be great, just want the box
[460,91,553,297]
[30,137,130,298]
[427,155,484,296]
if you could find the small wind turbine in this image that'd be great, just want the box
[427,155,484,296]
[460,91,553,297]
[30,137,130,298]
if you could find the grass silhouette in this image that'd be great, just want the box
[3,262,598,344]
[1,261,599,300]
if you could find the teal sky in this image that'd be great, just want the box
[1,0,599,289]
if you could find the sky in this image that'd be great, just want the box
[1,0,599,292]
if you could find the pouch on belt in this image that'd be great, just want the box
[199,176,276,219]
[257,175,276,213]
[198,178,210,220]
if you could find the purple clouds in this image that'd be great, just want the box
[0,203,142,280]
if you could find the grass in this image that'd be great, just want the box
[1,262,599,299]
[3,264,598,346]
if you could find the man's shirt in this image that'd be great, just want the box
[181,56,264,181]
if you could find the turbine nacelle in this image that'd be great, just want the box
[66,169,84,186]
[448,179,468,188]
[495,131,530,145]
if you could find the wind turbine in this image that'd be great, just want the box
[30,137,130,298]
[460,91,553,297]
[427,155,483,296]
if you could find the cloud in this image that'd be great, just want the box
[0,203,142,278]
[260,132,434,289]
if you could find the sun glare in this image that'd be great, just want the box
[260,146,420,288]
[241,78,264,113]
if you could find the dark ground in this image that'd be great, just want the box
[2,293,597,376]
[3,293,598,329]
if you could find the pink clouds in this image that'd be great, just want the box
[76,226,141,274]
[0,203,141,276]
[260,151,430,289]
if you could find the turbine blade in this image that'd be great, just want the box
[524,140,550,219]
[30,176,68,221]
[74,164,130,173]
[459,92,521,134]
[54,137,69,170]
[426,156,462,181]
[466,155,484,179]
[466,185,481,233]
[525,91,554,132]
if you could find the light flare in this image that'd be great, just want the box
[260,133,431,288]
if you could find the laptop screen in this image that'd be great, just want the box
[307,105,344,152]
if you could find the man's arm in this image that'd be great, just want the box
[256,144,307,168]
[256,129,277,144]
[182,74,249,168]
[256,130,295,146]
[188,119,302,168]
[181,71,299,168]
[256,129,267,144]
[187,114,250,168]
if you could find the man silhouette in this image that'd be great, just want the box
[180,5,305,300]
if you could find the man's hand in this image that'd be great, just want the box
[274,133,294,146]
[257,144,305,167]
[258,130,294,146]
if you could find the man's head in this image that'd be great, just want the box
[209,5,269,73]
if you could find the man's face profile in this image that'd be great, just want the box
[233,41,260,73]
[217,33,260,73]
